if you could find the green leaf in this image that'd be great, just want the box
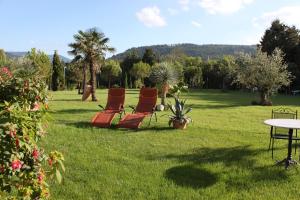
[56,169,62,184]
[184,108,192,115]
[58,160,66,172]
[170,105,176,115]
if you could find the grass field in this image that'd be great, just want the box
[44,89,300,200]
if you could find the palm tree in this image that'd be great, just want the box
[69,28,115,101]
[150,62,178,106]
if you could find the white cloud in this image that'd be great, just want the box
[252,6,300,28]
[136,6,166,28]
[167,8,179,15]
[179,0,190,11]
[191,20,202,28]
[198,0,254,14]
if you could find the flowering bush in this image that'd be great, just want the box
[0,67,64,199]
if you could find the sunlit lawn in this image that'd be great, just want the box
[44,89,300,200]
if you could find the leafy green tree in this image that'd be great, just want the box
[217,55,236,90]
[260,20,299,59]
[142,48,157,66]
[102,60,122,88]
[182,56,203,88]
[184,66,202,88]
[26,48,51,81]
[64,62,83,92]
[120,51,141,88]
[150,62,178,105]
[69,55,88,94]
[202,59,217,89]
[130,61,151,88]
[235,48,291,105]
[51,50,64,91]
[260,20,300,90]
[69,28,115,101]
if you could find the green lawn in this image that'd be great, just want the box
[44,89,300,200]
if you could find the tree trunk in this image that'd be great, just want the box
[82,65,87,94]
[90,60,97,101]
[129,76,133,89]
[161,83,169,106]
[260,91,271,105]
[77,82,81,94]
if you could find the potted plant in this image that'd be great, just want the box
[168,96,192,129]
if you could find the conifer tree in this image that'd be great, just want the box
[51,50,64,91]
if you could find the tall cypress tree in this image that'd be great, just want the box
[51,50,64,91]
[120,51,140,87]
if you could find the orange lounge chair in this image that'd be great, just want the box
[91,88,125,128]
[117,88,158,129]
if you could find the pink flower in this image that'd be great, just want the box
[1,67,12,77]
[32,148,39,160]
[11,160,22,170]
[31,102,40,111]
[38,172,44,183]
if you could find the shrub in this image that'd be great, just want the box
[0,67,64,199]
[234,48,291,105]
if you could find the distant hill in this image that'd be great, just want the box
[6,52,71,63]
[111,43,257,61]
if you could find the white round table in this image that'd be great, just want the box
[264,119,300,168]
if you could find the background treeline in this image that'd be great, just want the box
[98,19,300,93]
[111,44,256,61]
[1,19,300,94]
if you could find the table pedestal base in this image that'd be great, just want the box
[276,158,298,169]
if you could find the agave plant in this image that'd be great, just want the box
[168,96,192,127]
[149,62,178,106]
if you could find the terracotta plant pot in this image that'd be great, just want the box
[172,120,187,129]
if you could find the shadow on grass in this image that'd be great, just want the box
[105,125,173,132]
[50,108,98,115]
[57,121,92,128]
[160,146,262,167]
[60,120,172,132]
[50,99,82,102]
[150,146,292,189]
[165,165,217,189]
[187,104,243,110]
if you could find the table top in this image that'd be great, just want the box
[264,119,300,129]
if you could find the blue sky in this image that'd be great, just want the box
[1,0,300,58]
